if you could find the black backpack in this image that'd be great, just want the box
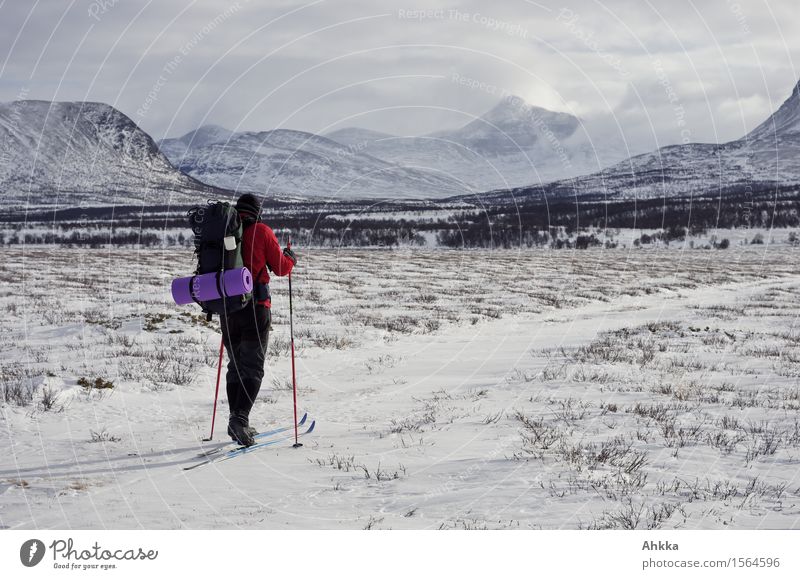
[187,201,252,319]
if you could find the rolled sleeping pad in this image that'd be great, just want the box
[171,267,253,305]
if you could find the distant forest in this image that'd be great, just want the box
[1,185,798,249]
[435,186,800,248]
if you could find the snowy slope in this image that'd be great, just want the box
[325,97,635,191]
[0,101,223,206]
[160,128,470,199]
[430,96,578,155]
[324,127,394,145]
[324,131,501,187]
[746,81,800,142]
[491,81,800,202]
[158,124,234,160]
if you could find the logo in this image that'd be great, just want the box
[20,539,46,567]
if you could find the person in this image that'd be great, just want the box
[221,193,296,446]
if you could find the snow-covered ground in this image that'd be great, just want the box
[1,245,799,529]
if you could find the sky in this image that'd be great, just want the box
[0,0,798,153]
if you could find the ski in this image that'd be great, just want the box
[195,412,308,458]
[183,420,315,471]
[214,420,315,465]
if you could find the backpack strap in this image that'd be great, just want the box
[215,270,225,298]
[240,216,268,285]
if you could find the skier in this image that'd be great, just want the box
[221,193,296,446]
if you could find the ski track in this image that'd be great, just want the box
[1,247,799,529]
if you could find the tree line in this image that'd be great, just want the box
[2,186,797,248]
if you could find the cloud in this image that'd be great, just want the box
[0,0,797,155]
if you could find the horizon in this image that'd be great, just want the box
[0,90,616,139]
[3,77,797,147]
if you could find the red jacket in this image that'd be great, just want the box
[240,214,294,307]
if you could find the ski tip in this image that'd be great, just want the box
[306,420,315,434]
[299,412,308,426]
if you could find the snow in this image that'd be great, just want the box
[5,83,800,211]
[492,80,800,202]
[159,95,639,201]
[0,101,217,206]
[534,140,800,201]
[1,244,800,529]
[159,127,470,200]
[746,81,800,142]
[323,97,637,193]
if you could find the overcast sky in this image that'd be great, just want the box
[1,0,798,152]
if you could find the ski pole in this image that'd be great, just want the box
[204,336,224,441]
[288,238,302,448]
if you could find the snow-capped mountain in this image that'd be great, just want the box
[158,124,234,160]
[0,100,223,206]
[431,96,579,155]
[325,96,635,191]
[490,81,800,202]
[159,128,469,199]
[746,81,800,143]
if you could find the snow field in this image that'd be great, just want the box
[0,244,798,529]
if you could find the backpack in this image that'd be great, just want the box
[187,201,253,319]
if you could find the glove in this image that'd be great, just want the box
[283,246,297,265]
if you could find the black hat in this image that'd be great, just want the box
[235,193,261,218]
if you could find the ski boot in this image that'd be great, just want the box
[227,411,255,447]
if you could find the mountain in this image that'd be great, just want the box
[324,96,634,191]
[0,100,224,206]
[430,96,579,155]
[746,81,800,143]
[158,124,234,159]
[481,81,800,203]
[324,127,394,145]
[159,128,468,199]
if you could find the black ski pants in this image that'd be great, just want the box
[219,301,271,417]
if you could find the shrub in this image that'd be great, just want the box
[77,376,114,390]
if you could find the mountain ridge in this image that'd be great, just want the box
[318,95,633,191]
[159,126,469,199]
[0,100,227,206]
[6,82,799,208]
[466,80,800,204]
